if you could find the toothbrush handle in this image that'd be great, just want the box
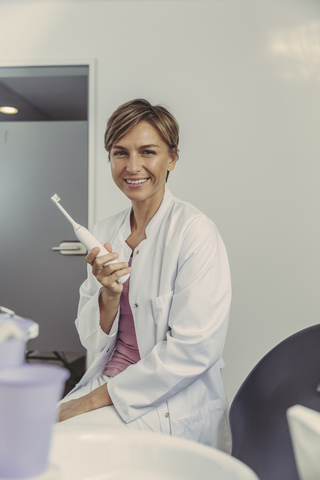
[75,226,130,284]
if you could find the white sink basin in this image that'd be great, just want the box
[48,424,259,480]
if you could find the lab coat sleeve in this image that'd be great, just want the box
[107,215,231,423]
[75,263,120,353]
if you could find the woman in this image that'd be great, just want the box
[59,99,232,452]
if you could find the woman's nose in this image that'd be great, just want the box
[126,154,142,174]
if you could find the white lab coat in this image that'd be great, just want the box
[70,188,232,451]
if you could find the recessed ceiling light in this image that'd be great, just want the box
[0,106,19,114]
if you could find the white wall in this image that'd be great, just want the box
[1,0,320,403]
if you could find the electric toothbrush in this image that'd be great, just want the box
[51,194,130,284]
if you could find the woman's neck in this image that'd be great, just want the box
[126,191,164,250]
[131,191,164,234]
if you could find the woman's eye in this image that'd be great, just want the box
[113,151,126,157]
[142,150,156,155]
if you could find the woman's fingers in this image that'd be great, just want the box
[96,261,131,287]
[85,247,118,268]
[85,245,130,291]
[85,246,101,265]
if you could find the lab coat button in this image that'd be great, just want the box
[165,412,170,418]
[136,250,139,255]
[134,303,139,308]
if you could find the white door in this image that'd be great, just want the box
[0,121,88,351]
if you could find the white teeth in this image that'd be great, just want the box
[126,179,148,184]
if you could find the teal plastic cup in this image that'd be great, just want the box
[0,364,69,478]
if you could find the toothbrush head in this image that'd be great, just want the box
[50,193,78,228]
[51,194,61,204]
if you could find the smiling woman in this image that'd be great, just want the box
[106,99,179,186]
[58,98,232,453]
[109,121,177,212]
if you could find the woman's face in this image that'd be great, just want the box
[109,121,177,206]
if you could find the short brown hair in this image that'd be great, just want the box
[104,98,179,155]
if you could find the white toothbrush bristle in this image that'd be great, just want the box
[51,194,60,203]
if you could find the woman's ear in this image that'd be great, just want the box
[168,147,178,172]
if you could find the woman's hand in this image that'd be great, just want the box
[58,384,113,422]
[86,243,131,296]
[86,243,131,334]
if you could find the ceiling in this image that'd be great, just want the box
[0,65,88,122]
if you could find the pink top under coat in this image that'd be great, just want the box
[103,256,140,377]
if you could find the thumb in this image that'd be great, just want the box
[104,243,112,253]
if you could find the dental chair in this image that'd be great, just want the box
[229,323,320,480]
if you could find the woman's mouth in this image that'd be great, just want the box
[125,178,149,187]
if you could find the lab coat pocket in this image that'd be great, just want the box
[151,290,174,342]
[171,400,224,446]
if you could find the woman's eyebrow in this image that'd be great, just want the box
[140,144,159,149]
[112,143,160,150]
[112,145,127,150]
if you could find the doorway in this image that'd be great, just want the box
[0,63,93,370]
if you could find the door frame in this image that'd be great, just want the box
[0,58,96,229]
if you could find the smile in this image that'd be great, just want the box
[125,178,149,185]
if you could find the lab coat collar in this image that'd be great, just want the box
[118,188,173,242]
[145,187,173,237]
